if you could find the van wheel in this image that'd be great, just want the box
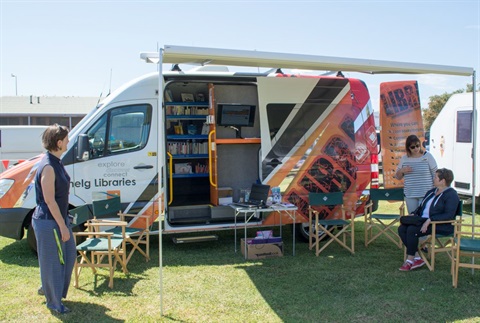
[27,224,38,253]
[295,222,331,243]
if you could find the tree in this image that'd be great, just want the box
[423,83,480,131]
[423,90,463,131]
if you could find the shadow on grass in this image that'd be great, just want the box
[0,237,38,267]
[59,300,124,322]
[156,222,480,322]
[3,217,480,321]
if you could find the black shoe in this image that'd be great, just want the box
[49,304,70,314]
[38,287,44,296]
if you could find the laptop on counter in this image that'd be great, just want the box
[231,183,270,208]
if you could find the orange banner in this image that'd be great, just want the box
[379,81,424,188]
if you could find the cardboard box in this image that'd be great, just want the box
[241,238,283,259]
[218,187,233,205]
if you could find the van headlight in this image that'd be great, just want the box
[0,179,15,199]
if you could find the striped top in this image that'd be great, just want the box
[397,151,437,198]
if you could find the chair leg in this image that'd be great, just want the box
[74,258,79,288]
[108,251,114,289]
[351,219,355,254]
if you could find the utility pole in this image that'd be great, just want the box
[11,74,18,96]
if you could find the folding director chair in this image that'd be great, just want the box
[364,188,405,248]
[452,220,480,288]
[308,192,355,256]
[419,200,463,271]
[92,195,151,264]
[73,210,128,289]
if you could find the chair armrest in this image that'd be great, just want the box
[118,212,150,219]
[74,231,114,237]
[117,212,152,226]
[118,212,151,221]
[86,220,128,228]
[455,223,480,237]
[430,220,458,225]
[430,219,461,225]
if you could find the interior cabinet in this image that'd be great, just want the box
[166,102,209,179]
[164,81,260,207]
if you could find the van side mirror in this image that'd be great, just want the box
[76,134,90,161]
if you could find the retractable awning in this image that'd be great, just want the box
[140,45,474,76]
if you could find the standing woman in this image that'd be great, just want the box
[395,134,438,214]
[32,124,75,314]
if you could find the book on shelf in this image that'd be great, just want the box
[168,141,208,155]
[181,93,194,102]
[167,105,209,116]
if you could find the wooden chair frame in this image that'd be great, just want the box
[308,192,354,256]
[364,188,405,248]
[452,222,480,288]
[74,221,128,289]
[92,196,152,264]
[418,201,463,271]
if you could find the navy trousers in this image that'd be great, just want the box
[33,218,75,312]
[398,223,431,256]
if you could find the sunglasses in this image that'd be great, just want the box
[409,144,420,150]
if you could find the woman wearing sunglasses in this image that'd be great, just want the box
[395,134,438,214]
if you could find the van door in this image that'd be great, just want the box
[67,101,158,213]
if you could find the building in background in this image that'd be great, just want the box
[0,96,101,129]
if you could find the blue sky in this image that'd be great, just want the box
[1,1,479,111]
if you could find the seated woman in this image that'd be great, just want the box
[398,168,460,271]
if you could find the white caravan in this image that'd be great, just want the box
[429,92,480,200]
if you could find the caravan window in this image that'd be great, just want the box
[456,111,472,143]
[86,104,152,159]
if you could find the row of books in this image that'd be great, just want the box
[171,162,208,174]
[166,106,209,116]
[167,141,208,155]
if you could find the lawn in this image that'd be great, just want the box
[1,201,480,322]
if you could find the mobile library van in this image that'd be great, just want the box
[0,45,474,250]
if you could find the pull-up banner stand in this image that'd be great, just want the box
[379,81,424,189]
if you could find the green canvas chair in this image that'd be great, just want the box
[308,192,354,256]
[418,200,463,271]
[452,219,480,287]
[70,204,92,226]
[73,219,128,289]
[92,195,151,264]
[364,188,405,248]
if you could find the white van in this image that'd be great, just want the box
[0,126,47,173]
[1,45,472,250]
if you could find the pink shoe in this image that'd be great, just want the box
[411,258,425,270]
[399,261,413,271]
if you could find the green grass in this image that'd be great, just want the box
[1,202,480,322]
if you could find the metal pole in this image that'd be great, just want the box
[471,70,477,222]
[11,74,17,96]
[158,47,165,317]
[470,71,477,275]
